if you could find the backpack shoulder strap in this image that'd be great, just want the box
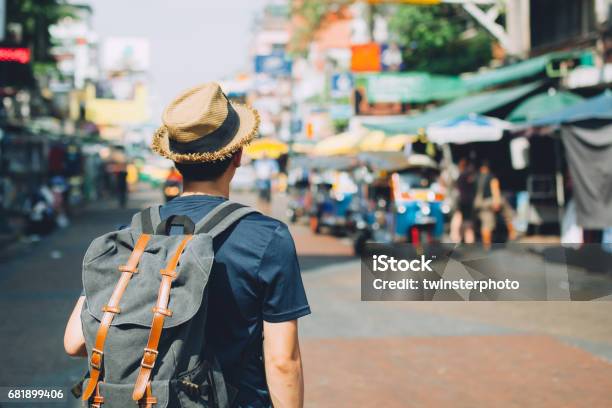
[194,200,259,237]
[132,235,193,402]
[82,233,152,402]
[130,205,162,234]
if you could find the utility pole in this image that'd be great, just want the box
[462,0,531,58]
[505,0,531,57]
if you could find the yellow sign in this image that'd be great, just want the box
[85,83,150,126]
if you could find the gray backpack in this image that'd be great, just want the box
[79,201,257,408]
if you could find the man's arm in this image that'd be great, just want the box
[64,296,87,357]
[263,320,304,408]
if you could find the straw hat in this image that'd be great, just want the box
[152,82,260,163]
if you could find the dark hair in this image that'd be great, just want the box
[174,154,235,182]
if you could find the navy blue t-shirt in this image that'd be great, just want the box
[160,195,310,407]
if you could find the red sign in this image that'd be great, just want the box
[0,48,31,64]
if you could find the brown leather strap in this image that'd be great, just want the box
[138,382,157,408]
[82,234,152,401]
[132,235,193,401]
[91,382,104,408]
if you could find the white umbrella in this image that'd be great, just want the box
[426,113,514,145]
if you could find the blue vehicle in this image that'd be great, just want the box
[287,155,359,234]
[353,153,447,254]
[309,170,358,235]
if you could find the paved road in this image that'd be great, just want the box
[0,186,611,407]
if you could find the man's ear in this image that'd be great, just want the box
[232,149,243,168]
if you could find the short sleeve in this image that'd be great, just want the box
[258,223,311,323]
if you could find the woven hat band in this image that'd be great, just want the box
[169,101,240,155]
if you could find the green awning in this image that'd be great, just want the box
[507,90,584,123]
[531,91,612,126]
[362,72,466,103]
[363,82,542,135]
[359,52,587,104]
[462,51,582,92]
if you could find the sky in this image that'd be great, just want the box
[79,0,268,119]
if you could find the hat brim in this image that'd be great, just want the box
[152,103,260,163]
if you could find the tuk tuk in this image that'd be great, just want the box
[301,156,358,235]
[353,152,446,254]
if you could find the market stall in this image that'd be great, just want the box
[529,91,612,240]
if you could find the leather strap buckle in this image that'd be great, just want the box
[102,305,121,314]
[118,265,138,274]
[138,397,158,407]
[152,306,173,317]
[91,382,104,407]
[141,348,158,369]
[160,268,176,278]
[90,348,104,370]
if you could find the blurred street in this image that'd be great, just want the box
[1,186,611,407]
[2,1,612,406]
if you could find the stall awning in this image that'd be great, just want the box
[313,132,363,156]
[244,137,288,159]
[358,131,414,152]
[289,155,356,171]
[462,51,581,91]
[363,82,541,135]
[530,91,612,126]
[358,131,387,152]
[426,114,514,145]
[507,90,584,123]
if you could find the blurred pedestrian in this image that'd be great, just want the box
[25,182,55,239]
[474,160,516,248]
[108,146,129,208]
[474,160,500,248]
[450,158,476,244]
[50,175,70,228]
[254,153,279,209]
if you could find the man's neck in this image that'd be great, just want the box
[182,180,229,198]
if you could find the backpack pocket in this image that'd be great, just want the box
[83,379,171,408]
[83,233,215,328]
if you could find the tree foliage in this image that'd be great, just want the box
[290,0,352,55]
[388,4,493,75]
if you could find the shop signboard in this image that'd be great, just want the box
[351,43,381,72]
[380,43,404,72]
[254,52,292,76]
[101,37,150,72]
[330,73,354,98]
[0,46,35,88]
[365,72,465,103]
[0,47,30,63]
